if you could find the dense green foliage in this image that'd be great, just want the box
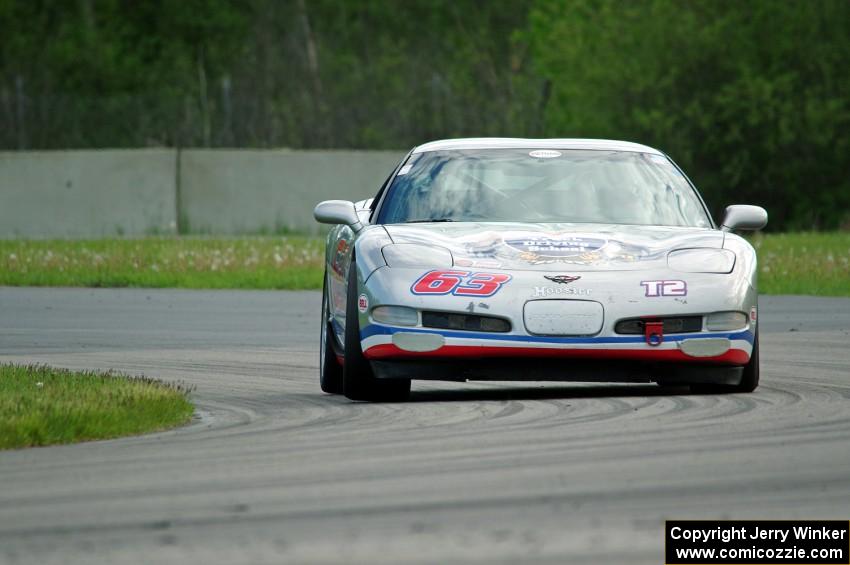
[528,1,850,230]
[1,0,847,229]
[0,364,193,449]
[2,234,848,296]
[0,0,537,149]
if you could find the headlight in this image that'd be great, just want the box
[382,244,453,268]
[667,248,736,273]
[371,305,419,326]
[705,311,748,331]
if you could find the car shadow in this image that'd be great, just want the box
[405,382,692,403]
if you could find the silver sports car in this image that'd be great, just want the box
[314,138,767,401]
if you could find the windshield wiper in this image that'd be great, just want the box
[404,218,455,223]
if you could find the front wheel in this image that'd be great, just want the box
[342,260,410,401]
[691,330,760,394]
[735,329,760,392]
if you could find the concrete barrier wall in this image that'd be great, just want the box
[0,149,177,238]
[0,149,405,237]
[180,149,402,234]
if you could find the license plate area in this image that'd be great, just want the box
[523,300,604,336]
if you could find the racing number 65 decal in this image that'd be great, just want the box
[411,270,512,297]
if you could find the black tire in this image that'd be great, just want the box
[735,328,760,392]
[342,260,410,401]
[319,275,343,394]
[691,330,759,394]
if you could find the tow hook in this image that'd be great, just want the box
[644,320,664,346]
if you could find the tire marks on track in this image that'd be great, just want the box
[1,289,849,565]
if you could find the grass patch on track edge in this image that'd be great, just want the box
[0,364,194,450]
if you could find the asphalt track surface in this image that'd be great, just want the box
[1,288,849,565]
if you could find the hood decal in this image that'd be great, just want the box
[383,223,722,272]
[503,235,608,257]
[462,230,661,267]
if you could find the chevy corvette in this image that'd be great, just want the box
[314,138,767,401]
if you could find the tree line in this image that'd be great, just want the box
[1,0,847,229]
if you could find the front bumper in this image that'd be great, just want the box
[361,323,752,364]
[359,265,757,368]
[369,356,746,386]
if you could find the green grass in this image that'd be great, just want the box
[0,233,848,296]
[750,232,850,296]
[0,364,194,450]
[0,236,324,289]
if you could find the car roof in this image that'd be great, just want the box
[412,137,663,155]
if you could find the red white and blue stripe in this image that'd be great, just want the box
[360,324,754,364]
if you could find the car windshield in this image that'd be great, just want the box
[377,149,712,227]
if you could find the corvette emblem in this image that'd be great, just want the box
[544,275,581,285]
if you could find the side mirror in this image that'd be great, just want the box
[720,205,768,232]
[314,200,362,230]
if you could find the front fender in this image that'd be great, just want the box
[353,226,393,282]
[723,233,759,292]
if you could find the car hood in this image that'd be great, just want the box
[383,222,723,271]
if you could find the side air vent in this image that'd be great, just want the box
[615,316,702,335]
[422,311,511,333]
